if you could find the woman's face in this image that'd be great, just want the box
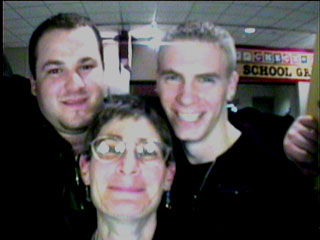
[80,117,175,219]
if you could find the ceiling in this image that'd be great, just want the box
[3,1,319,50]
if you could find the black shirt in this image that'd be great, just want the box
[170,130,318,238]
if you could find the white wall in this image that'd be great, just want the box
[102,40,130,94]
[297,82,311,115]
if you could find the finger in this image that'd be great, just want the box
[284,143,314,164]
[294,121,318,143]
[289,132,318,154]
[298,115,318,130]
[296,157,320,176]
[297,165,319,177]
[285,126,318,154]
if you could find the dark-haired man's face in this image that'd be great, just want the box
[31,26,108,135]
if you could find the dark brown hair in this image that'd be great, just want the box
[83,95,174,166]
[28,13,104,79]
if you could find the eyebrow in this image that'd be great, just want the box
[41,60,64,71]
[158,69,222,79]
[100,134,159,143]
[41,57,97,71]
[101,134,122,140]
[196,72,222,79]
[79,57,97,65]
[157,69,180,76]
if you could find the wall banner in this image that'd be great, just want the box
[236,48,314,83]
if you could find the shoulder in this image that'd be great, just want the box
[230,108,294,144]
[221,130,302,181]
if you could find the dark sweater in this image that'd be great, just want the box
[170,129,318,238]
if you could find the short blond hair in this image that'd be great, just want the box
[158,21,236,78]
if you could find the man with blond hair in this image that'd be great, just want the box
[156,21,318,237]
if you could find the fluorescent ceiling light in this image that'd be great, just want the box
[244,28,256,34]
[130,22,165,50]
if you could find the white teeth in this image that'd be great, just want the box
[178,113,200,122]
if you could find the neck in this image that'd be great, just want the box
[94,211,157,240]
[58,131,87,154]
[184,119,241,165]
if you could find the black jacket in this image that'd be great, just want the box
[4,76,96,240]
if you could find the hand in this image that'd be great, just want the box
[283,115,319,176]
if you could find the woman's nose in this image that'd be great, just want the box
[116,148,140,175]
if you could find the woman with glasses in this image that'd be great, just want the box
[78,95,176,240]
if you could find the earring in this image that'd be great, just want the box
[165,191,172,210]
[85,186,91,202]
[74,154,81,186]
[227,94,234,103]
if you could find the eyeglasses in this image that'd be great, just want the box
[90,136,171,162]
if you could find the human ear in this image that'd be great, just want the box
[79,154,91,186]
[227,71,239,102]
[163,162,176,191]
[30,77,37,96]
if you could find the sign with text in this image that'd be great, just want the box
[236,48,314,82]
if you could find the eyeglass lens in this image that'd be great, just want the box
[93,138,167,161]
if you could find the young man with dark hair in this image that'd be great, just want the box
[28,13,108,153]
[6,13,108,239]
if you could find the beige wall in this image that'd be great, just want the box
[4,47,29,78]
[274,85,299,117]
[131,44,157,81]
